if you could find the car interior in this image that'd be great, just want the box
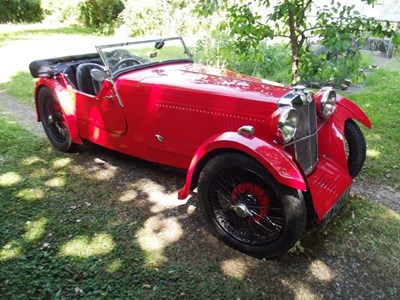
[62,58,105,96]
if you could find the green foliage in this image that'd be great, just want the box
[0,0,44,23]
[41,0,81,23]
[196,0,398,84]
[196,29,291,83]
[120,0,198,37]
[78,0,124,33]
[298,47,364,86]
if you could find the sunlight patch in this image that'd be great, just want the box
[17,188,44,201]
[88,161,118,181]
[0,172,21,186]
[309,259,335,282]
[366,149,380,158]
[0,240,22,261]
[52,157,72,169]
[281,279,319,300]
[130,179,185,213]
[221,258,250,280]
[137,215,183,266]
[148,190,184,213]
[23,218,47,242]
[59,233,115,258]
[45,177,65,187]
[22,156,45,166]
[106,259,123,273]
[119,189,138,202]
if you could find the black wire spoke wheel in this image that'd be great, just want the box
[209,168,284,245]
[198,153,306,258]
[42,95,68,143]
[38,87,75,152]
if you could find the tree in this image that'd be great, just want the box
[79,0,124,32]
[196,0,396,84]
[0,0,44,23]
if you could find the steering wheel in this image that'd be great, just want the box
[111,58,142,72]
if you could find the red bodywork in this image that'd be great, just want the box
[33,62,371,224]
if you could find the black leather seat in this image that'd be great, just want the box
[76,63,104,95]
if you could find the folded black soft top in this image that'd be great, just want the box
[29,52,100,78]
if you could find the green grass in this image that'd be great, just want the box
[0,113,250,299]
[0,25,96,47]
[348,67,400,187]
[0,72,35,106]
[1,109,399,299]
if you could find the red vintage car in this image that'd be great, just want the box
[29,36,370,258]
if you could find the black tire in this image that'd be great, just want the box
[198,153,306,258]
[37,87,76,152]
[345,119,366,178]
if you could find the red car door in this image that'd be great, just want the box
[75,80,127,136]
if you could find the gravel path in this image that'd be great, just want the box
[0,91,44,136]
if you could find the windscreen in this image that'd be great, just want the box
[96,37,193,77]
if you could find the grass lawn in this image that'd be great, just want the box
[0,25,399,299]
[348,68,400,188]
[0,111,399,298]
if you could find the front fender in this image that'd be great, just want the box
[35,78,82,145]
[318,96,371,171]
[178,132,306,199]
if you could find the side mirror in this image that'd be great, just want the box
[155,40,165,50]
[91,68,108,82]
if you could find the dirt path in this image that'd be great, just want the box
[0,91,44,136]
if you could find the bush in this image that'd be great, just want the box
[196,30,291,83]
[120,0,198,37]
[41,0,81,23]
[298,46,365,87]
[0,0,44,23]
[79,0,124,33]
[196,28,369,87]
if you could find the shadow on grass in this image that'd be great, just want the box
[0,113,399,299]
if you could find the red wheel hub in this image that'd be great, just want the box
[231,183,270,222]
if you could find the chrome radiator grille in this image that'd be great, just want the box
[279,91,318,174]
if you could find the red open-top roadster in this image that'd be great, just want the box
[29,36,370,258]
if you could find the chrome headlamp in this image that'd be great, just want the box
[278,107,298,144]
[320,88,337,119]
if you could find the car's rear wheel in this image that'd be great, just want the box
[198,153,306,258]
[38,87,75,152]
[345,119,366,178]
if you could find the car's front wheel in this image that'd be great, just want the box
[345,119,367,178]
[198,153,306,258]
[38,87,76,152]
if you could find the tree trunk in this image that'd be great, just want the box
[288,8,299,85]
[88,0,105,24]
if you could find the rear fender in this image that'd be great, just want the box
[35,78,82,145]
[178,132,306,200]
[318,96,371,171]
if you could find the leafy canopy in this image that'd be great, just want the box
[196,0,397,83]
